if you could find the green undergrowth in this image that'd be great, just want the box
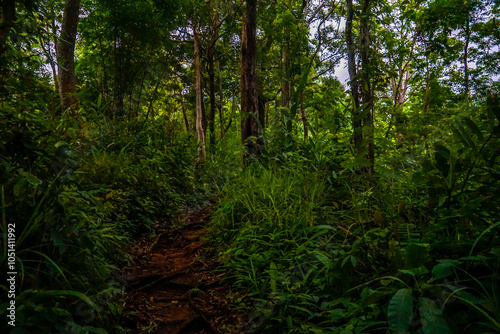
[0,108,222,333]
[210,107,500,333]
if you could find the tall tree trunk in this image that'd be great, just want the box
[0,0,15,57]
[194,25,206,163]
[464,15,470,98]
[360,0,374,172]
[208,6,221,153]
[240,0,259,159]
[345,0,361,147]
[208,43,217,153]
[56,0,81,115]
[423,55,430,113]
[218,60,224,139]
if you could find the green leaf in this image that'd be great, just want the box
[286,315,293,328]
[388,288,413,333]
[434,144,450,176]
[432,260,459,279]
[398,269,416,276]
[462,117,483,141]
[398,266,428,277]
[13,179,25,197]
[316,252,330,267]
[350,256,357,267]
[419,297,451,334]
[269,262,277,293]
[403,243,430,269]
[54,141,69,148]
[19,170,42,186]
[381,279,393,286]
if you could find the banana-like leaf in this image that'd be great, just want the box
[388,288,413,333]
[419,297,451,334]
[462,117,484,141]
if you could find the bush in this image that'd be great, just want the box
[0,108,199,333]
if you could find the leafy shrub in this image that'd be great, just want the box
[0,107,199,332]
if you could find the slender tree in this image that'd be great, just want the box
[359,0,374,172]
[56,0,81,114]
[207,12,219,153]
[194,24,206,163]
[346,0,374,173]
[240,0,259,159]
[346,0,361,146]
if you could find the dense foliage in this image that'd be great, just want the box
[211,105,500,333]
[1,0,499,333]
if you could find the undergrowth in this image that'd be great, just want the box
[210,105,500,333]
[0,107,213,333]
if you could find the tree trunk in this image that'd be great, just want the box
[345,0,361,146]
[178,91,189,132]
[300,90,308,139]
[224,95,237,136]
[360,0,374,172]
[56,0,81,115]
[194,25,206,163]
[423,56,430,113]
[240,0,260,159]
[0,0,15,57]
[464,15,470,98]
[208,42,217,153]
[258,94,266,136]
[218,60,224,139]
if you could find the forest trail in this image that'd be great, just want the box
[120,205,240,333]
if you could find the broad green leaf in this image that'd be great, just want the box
[432,260,459,279]
[388,288,413,333]
[457,123,475,147]
[462,117,483,141]
[19,170,42,186]
[419,297,451,334]
[398,269,416,276]
[434,144,450,176]
[403,243,430,269]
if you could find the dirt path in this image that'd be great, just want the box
[121,206,240,333]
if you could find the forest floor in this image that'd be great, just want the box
[120,205,242,334]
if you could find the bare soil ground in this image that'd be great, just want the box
[121,206,241,334]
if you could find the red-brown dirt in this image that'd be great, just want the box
[121,206,241,333]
